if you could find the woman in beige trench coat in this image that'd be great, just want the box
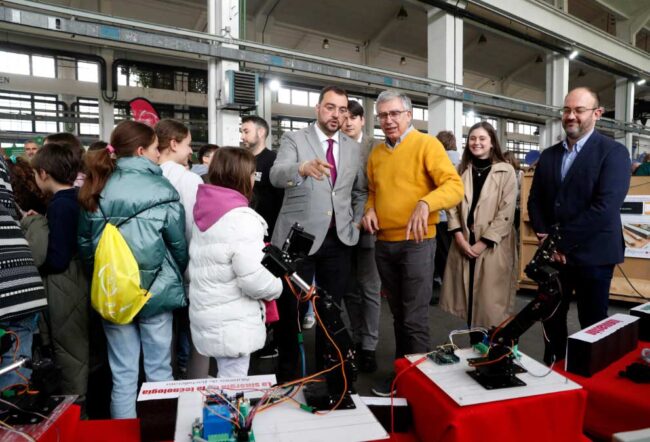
[439,122,518,328]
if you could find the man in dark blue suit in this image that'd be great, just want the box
[528,87,631,365]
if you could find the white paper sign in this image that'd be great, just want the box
[621,195,650,259]
[569,313,639,344]
[137,375,277,401]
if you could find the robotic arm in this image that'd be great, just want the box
[261,223,357,410]
[468,227,563,389]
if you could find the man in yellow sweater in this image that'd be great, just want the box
[362,90,463,396]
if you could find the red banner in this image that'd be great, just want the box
[129,98,159,127]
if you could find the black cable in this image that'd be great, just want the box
[261,0,282,45]
[616,263,649,300]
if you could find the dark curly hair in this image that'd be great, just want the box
[6,157,48,215]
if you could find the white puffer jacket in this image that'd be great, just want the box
[189,185,282,358]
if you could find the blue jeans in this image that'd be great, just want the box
[103,312,173,419]
[0,313,39,390]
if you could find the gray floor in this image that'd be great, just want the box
[251,289,635,396]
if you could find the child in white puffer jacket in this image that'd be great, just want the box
[188,147,282,378]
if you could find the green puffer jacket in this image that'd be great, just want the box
[22,214,89,397]
[78,156,189,318]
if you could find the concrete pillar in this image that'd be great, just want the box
[541,52,568,149]
[56,57,78,135]
[497,116,507,152]
[259,80,273,147]
[208,0,241,146]
[614,77,634,155]
[426,7,463,146]
[362,96,375,139]
[98,48,115,142]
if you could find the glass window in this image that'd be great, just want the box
[412,108,424,121]
[77,61,98,83]
[0,51,29,75]
[34,95,58,133]
[0,92,31,132]
[507,121,515,133]
[292,89,309,107]
[374,127,384,138]
[77,98,99,135]
[117,66,128,86]
[278,88,291,104]
[32,55,55,78]
[309,92,320,107]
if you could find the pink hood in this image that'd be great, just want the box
[193,184,249,232]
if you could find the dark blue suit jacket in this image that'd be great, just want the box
[527,130,630,266]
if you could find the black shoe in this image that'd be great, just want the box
[358,349,377,373]
[371,374,396,397]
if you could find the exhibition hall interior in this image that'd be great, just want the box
[0,0,649,441]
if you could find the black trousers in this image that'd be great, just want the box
[434,222,452,281]
[274,228,352,382]
[543,263,614,365]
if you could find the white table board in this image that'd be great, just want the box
[405,349,581,406]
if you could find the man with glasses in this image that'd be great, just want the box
[528,87,630,365]
[362,90,463,396]
[270,85,366,381]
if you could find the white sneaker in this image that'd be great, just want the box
[302,314,316,329]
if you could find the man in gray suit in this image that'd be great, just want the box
[341,100,381,373]
[270,85,366,381]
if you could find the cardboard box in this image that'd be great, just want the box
[566,313,639,377]
[629,302,650,342]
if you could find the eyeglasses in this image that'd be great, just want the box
[376,110,409,122]
[560,107,598,116]
[323,104,348,115]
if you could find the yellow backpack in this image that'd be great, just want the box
[90,203,168,324]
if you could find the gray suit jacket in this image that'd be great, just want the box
[270,124,366,254]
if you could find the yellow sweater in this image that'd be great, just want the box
[366,129,464,242]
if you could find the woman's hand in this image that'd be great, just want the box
[470,240,488,256]
[454,231,479,259]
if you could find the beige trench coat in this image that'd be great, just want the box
[439,162,518,328]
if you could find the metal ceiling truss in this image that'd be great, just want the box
[1,0,648,136]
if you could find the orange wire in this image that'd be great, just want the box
[489,316,513,345]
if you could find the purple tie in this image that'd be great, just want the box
[326,138,337,186]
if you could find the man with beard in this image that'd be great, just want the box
[528,87,631,365]
[240,116,283,242]
[270,85,366,382]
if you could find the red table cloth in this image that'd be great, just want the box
[554,343,650,440]
[394,358,589,442]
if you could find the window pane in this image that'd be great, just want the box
[78,98,99,135]
[34,95,59,133]
[0,51,29,75]
[309,92,320,107]
[0,92,32,132]
[278,88,291,104]
[292,89,308,106]
[507,121,514,132]
[117,67,128,86]
[77,61,99,83]
[32,55,55,78]
[413,108,423,121]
